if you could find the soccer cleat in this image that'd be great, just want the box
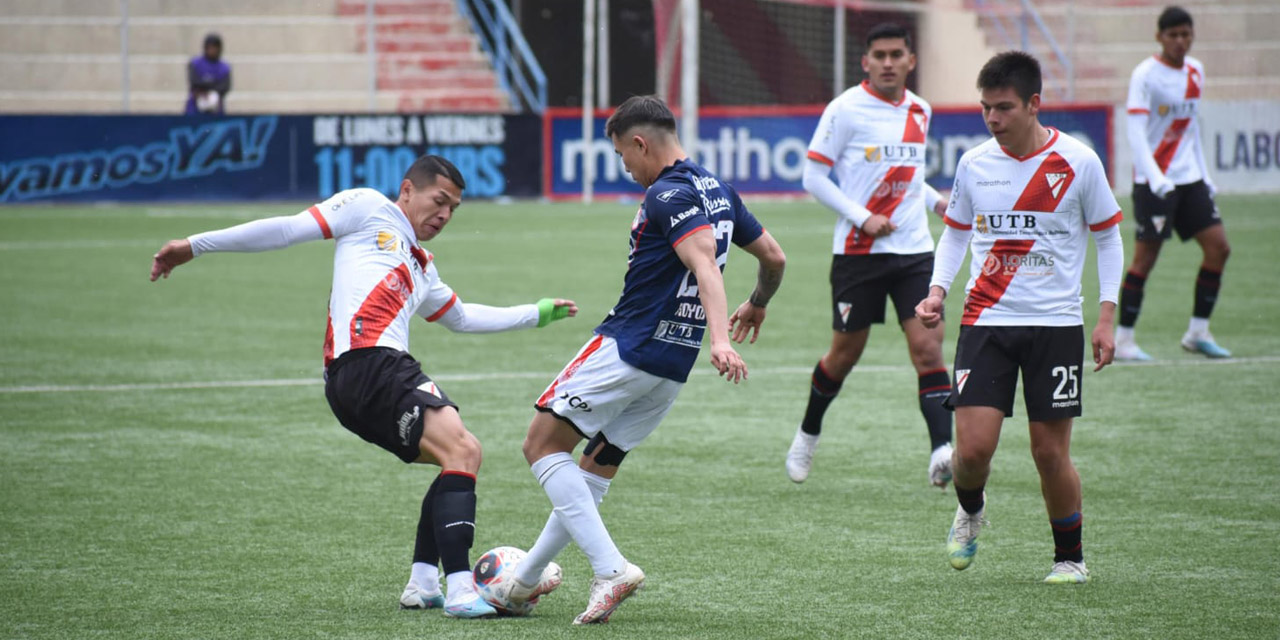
[572,562,645,625]
[399,582,445,610]
[443,592,499,619]
[785,428,819,483]
[946,502,986,571]
[1114,340,1154,362]
[929,444,954,488]
[495,560,564,606]
[1181,332,1231,358]
[1044,560,1090,584]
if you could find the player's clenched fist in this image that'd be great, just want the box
[915,290,946,329]
[150,239,194,281]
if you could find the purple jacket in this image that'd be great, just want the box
[185,56,232,115]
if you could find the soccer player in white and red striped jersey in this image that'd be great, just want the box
[1118,5,1231,361]
[786,23,955,488]
[915,52,1124,584]
[149,155,577,618]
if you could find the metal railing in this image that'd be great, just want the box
[455,0,548,114]
[972,0,1075,100]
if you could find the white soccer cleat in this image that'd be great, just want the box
[1115,339,1154,362]
[495,560,564,607]
[399,582,445,609]
[1181,331,1231,358]
[785,428,819,483]
[946,502,986,571]
[572,562,645,625]
[1044,560,1090,584]
[929,444,954,488]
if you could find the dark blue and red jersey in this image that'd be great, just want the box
[595,159,764,382]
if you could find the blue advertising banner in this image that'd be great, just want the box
[542,105,1112,198]
[0,114,542,203]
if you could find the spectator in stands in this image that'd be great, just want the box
[185,33,231,115]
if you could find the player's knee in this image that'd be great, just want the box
[954,444,994,471]
[1029,441,1069,475]
[909,342,944,370]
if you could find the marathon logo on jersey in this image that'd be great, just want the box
[396,405,420,446]
[955,369,971,395]
[656,188,679,202]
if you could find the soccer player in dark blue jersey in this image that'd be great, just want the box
[495,95,786,624]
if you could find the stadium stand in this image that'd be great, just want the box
[0,0,507,113]
[968,0,1280,102]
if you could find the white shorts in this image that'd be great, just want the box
[535,334,683,452]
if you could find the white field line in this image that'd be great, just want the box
[2,355,1278,395]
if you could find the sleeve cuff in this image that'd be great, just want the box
[1089,211,1124,231]
[943,215,972,231]
[806,150,835,167]
[671,224,711,248]
[424,293,458,322]
[308,205,333,239]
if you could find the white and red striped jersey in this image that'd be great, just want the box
[1127,55,1206,185]
[807,81,934,255]
[310,188,457,366]
[943,129,1123,326]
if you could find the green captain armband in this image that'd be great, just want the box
[537,298,570,328]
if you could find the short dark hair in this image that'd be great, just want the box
[977,51,1042,104]
[605,95,677,139]
[1158,6,1193,31]
[866,23,911,50]
[403,154,465,191]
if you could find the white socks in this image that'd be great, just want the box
[1115,325,1135,344]
[1187,317,1210,336]
[409,562,440,591]
[515,466,611,585]
[529,452,626,579]
[444,570,480,605]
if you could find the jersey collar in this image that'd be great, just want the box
[1153,54,1185,70]
[999,127,1059,161]
[860,80,907,107]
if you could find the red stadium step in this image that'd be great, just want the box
[337,0,457,17]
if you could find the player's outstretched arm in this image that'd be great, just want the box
[674,229,747,383]
[729,230,786,344]
[148,209,327,281]
[430,298,577,333]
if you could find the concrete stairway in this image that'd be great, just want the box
[966,0,1280,103]
[0,0,510,113]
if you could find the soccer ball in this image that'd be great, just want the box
[473,546,536,616]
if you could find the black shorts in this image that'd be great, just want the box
[830,252,934,332]
[947,325,1084,421]
[1132,180,1221,242]
[324,347,458,463]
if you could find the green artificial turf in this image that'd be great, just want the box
[1,196,1276,639]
